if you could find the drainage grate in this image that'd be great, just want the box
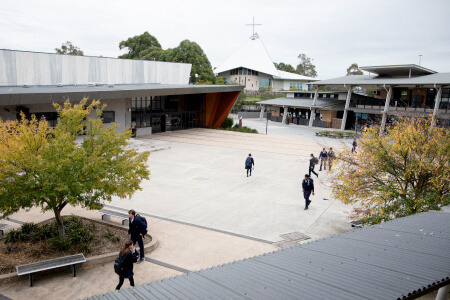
[279,231,311,242]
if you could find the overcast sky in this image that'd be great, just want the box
[1,0,449,79]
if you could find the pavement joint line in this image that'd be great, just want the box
[144,257,191,273]
[103,204,274,244]
[4,217,25,225]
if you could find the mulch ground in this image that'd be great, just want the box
[0,218,151,275]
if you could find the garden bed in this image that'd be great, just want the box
[316,130,355,139]
[0,215,151,275]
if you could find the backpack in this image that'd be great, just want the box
[136,214,148,234]
[114,252,124,275]
[312,157,319,165]
[245,157,252,168]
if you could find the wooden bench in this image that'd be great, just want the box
[98,208,129,226]
[0,223,10,237]
[16,253,86,287]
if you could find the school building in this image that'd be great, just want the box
[0,49,243,135]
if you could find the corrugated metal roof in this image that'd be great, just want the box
[0,84,243,106]
[310,73,450,86]
[86,210,450,300]
[258,97,344,110]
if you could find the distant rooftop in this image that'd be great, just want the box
[359,64,436,77]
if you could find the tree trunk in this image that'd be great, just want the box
[54,208,66,237]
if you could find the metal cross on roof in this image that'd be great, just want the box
[246,17,262,40]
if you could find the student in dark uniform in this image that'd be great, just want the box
[128,210,146,263]
[302,174,315,210]
[352,139,357,153]
[245,153,255,177]
[328,147,335,170]
[318,148,328,171]
[309,154,319,177]
[115,241,139,290]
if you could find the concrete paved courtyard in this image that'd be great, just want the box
[109,121,355,243]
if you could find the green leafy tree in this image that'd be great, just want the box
[0,99,150,237]
[119,31,162,59]
[166,40,216,83]
[346,63,363,75]
[55,41,84,56]
[274,62,296,74]
[332,117,449,225]
[139,46,167,61]
[296,54,317,78]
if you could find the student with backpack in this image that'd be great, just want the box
[309,154,319,178]
[245,153,255,177]
[302,174,315,210]
[114,241,139,290]
[128,209,147,263]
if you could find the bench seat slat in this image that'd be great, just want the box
[98,209,128,220]
[16,254,86,276]
[0,223,10,230]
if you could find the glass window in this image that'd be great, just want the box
[289,82,303,90]
[102,111,115,123]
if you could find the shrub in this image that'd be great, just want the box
[221,117,234,128]
[48,236,71,251]
[38,223,58,240]
[20,222,38,235]
[4,229,24,244]
[233,124,239,129]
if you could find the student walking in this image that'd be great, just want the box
[302,174,315,210]
[352,139,357,153]
[115,241,139,290]
[245,153,255,177]
[318,148,328,171]
[328,147,335,171]
[309,154,319,177]
[128,210,147,263]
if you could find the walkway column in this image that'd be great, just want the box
[282,106,288,125]
[259,105,265,122]
[436,284,449,300]
[380,86,392,135]
[340,86,352,131]
[308,87,319,127]
[431,85,442,126]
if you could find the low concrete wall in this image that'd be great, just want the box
[238,112,267,119]
[0,217,158,285]
[136,127,152,137]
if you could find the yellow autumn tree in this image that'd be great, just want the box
[0,99,150,237]
[332,116,449,225]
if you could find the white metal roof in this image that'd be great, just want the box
[214,37,280,77]
[310,73,450,86]
[274,70,317,81]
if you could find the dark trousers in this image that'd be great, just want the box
[319,159,327,171]
[304,190,312,208]
[116,275,134,290]
[328,159,333,170]
[132,236,144,259]
[309,165,318,177]
[246,168,252,176]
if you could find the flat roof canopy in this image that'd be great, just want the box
[0,84,243,106]
[259,97,345,110]
[360,64,436,77]
[309,72,450,87]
